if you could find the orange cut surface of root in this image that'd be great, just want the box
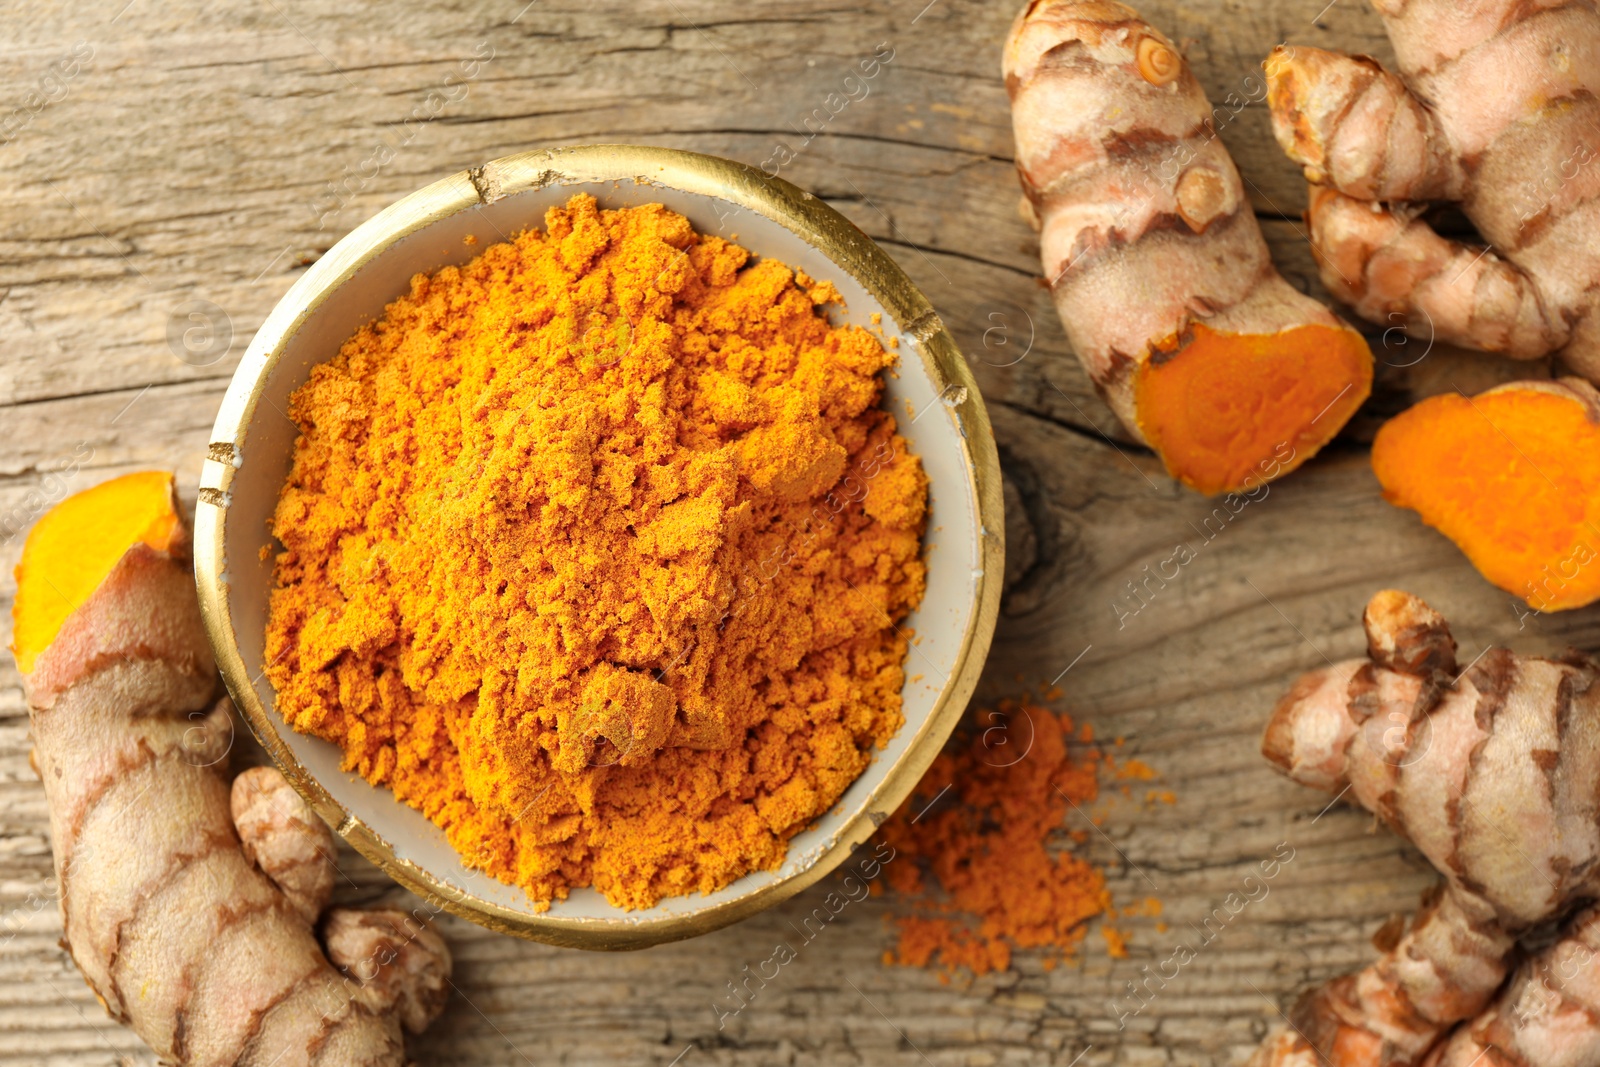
[10,470,181,673]
[1373,389,1600,612]
[1134,322,1373,496]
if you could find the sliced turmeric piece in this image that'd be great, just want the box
[1136,322,1373,495]
[1003,0,1374,496]
[1371,379,1600,612]
[11,469,183,673]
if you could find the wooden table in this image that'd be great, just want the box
[3,1,1597,1063]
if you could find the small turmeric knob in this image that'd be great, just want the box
[1363,589,1457,682]
[1175,165,1235,232]
[1137,36,1181,85]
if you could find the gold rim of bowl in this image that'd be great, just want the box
[194,144,1004,949]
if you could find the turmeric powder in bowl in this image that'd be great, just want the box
[264,193,928,911]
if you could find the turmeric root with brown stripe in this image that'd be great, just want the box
[1425,904,1600,1066]
[1251,589,1600,1066]
[1004,0,1373,496]
[9,471,451,1066]
[1266,0,1600,382]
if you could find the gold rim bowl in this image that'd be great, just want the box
[195,144,1003,949]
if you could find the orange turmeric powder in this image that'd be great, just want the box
[265,194,927,910]
[879,699,1116,976]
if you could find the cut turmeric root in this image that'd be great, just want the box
[1372,379,1600,612]
[11,469,182,675]
[1137,323,1373,495]
[1004,0,1373,496]
[9,471,451,1066]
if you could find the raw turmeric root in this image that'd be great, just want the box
[232,764,339,924]
[9,470,452,1066]
[1425,904,1600,1067]
[1004,0,1373,496]
[1372,379,1600,612]
[1251,589,1600,1066]
[322,906,453,1035]
[1265,2,1600,382]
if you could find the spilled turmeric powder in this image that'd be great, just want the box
[265,194,927,910]
[879,699,1116,976]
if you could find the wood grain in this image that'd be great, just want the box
[2,1,1596,1064]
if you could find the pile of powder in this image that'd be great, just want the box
[879,699,1117,975]
[265,193,927,910]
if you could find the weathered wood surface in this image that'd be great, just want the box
[1,1,1596,1064]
